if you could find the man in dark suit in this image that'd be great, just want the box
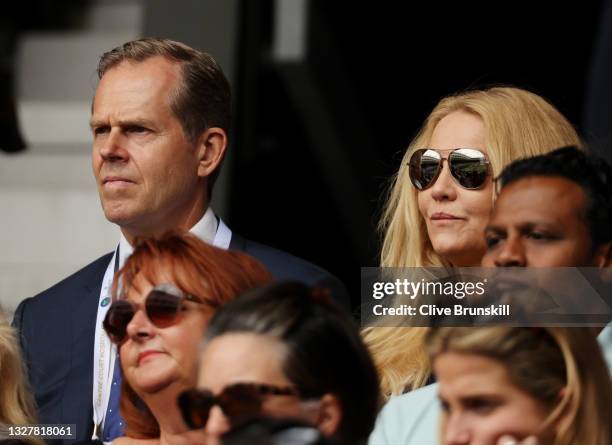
[13,38,348,444]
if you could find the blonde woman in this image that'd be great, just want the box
[0,313,41,445]
[363,86,582,398]
[427,326,612,445]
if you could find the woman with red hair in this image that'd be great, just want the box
[102,232,272,445]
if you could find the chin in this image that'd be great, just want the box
[132,373,178,395]
[102,206,141,228]
[131,364,181,395]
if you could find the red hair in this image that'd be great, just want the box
[112,232,272,438]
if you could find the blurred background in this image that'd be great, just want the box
[0,0,610,314]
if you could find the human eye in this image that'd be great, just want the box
[92,125,110,136]
[125,124,149,134]
[526,230,558,242]
[485,231,504,249]
[439,398,451,413]
[464,397,499,414]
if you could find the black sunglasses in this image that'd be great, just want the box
[103,283,202,343]
[408,148,490,190]
[178,384,299,429]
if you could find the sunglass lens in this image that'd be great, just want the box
[178,389,214,429]
[409,149,441,190]
[103,301,134,343]
[146,290,182,328]
[449,148,489,189]
[220,385,263,426]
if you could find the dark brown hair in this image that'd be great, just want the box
[97,37,231,190]
[113,232,272,439]
[205,282,381,444]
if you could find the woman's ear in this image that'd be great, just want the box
[196,127,228,178]
[315,394,342,437]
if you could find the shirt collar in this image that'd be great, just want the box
[117,207,218,268]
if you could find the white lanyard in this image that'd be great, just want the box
[91,220,232,439]
[92,247,119,440]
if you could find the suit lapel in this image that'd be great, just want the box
[228,231,246,251]
[62,253,111,441]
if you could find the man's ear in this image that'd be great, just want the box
[315,394,342,438]
[593,242,612,268]
[196,127,227,178]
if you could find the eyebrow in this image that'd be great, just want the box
[484,225,506,234]
[89,118,156,130]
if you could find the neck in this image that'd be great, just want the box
[121,200,208,246]
[144,384,205,445]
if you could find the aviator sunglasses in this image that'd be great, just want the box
[103,283,203,343]
[408,148,490,190]
[178,384,299,429]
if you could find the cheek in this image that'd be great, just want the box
[459,187,493,219]
[168,314,209,364]
[417,191,431,217]
[475,407,546,442]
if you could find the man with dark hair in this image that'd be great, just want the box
[482,146,612,267]
[13,38,348,444]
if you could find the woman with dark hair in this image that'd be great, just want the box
[102,232,272,445]
[178,281,380,445]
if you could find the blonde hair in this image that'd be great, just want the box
[363,86,582,398]
[426,327,612,445]
[0,313,41,445]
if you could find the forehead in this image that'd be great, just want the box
[92,56,181,119]
[199,333,289,388]
[429,110,486,152]
[435,352,510,396]
[492,176,587,226]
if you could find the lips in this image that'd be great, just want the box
[430,212,464,220]
[102,176,134,185]
[138,350,162,364]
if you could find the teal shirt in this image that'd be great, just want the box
[368,384,439,445]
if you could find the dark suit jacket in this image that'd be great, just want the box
[12,234,349,444]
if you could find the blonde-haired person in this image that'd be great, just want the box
[363,86,583,398]
[0,313,41,445]
[427,326,612,445]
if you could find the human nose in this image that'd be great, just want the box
[205,406,230,441]
[430,161,458,202]
[125,307,155,342]
[443,412,471,445]
[98,128,128,162]
[494,235,527,267]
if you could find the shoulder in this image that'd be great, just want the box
[368,384,440,445]
[13,252,113,327]
[20,252,112,305]
[231,235,326,279]
[230,234,350,309]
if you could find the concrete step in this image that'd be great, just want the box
[0,151,118,315]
